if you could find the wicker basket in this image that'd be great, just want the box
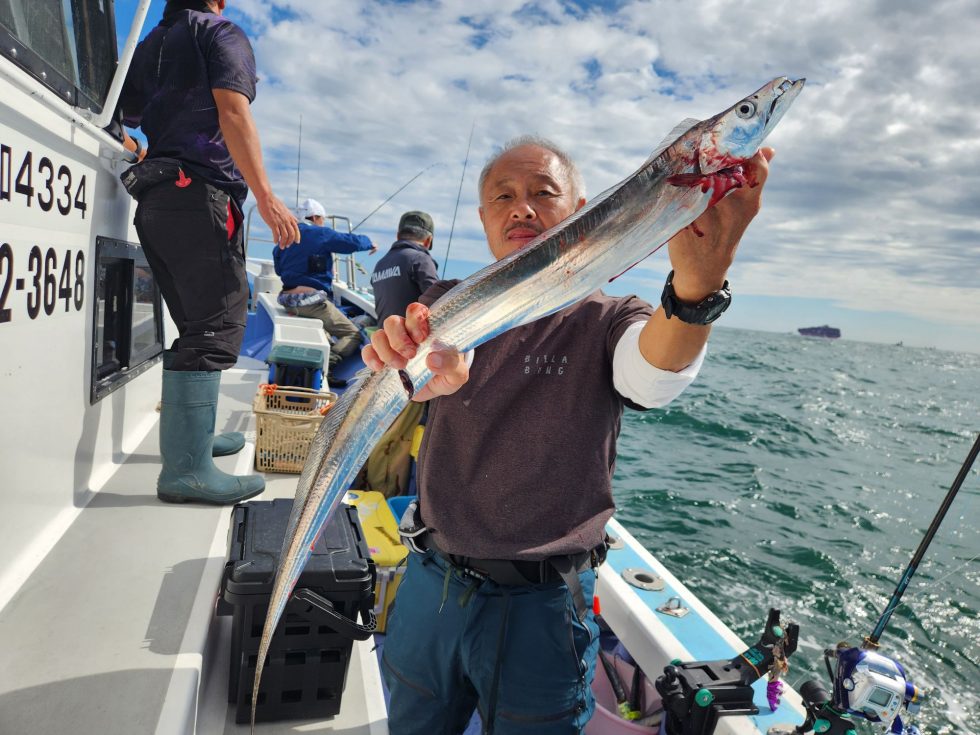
[253,384,338,473]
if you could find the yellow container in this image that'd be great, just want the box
[346,490,409,632]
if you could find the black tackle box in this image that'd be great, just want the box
[219,498,376,724]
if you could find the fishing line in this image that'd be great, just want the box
[878,548,980,619]
[853,555,978,623]
[911,551,980,591]
[351,163,438,232]
[442,120,475,278]
[295,114,303,208]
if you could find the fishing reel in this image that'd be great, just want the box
[774,643,923,735]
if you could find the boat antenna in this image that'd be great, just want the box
[442,120,475,278]
[865,431,980,648]
[295,114,303,208]
[351,163,438,232]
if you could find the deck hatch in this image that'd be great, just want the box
[89,236,164,403]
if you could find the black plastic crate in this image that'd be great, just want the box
[219,498,376,724]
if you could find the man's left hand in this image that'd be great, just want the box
[258,193,301,249]
[362,303,469,402]
[667,147,774,301]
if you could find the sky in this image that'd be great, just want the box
[114,0,980,354]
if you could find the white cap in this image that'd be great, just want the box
[295,197,326,221]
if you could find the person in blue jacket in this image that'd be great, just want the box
[273,198,376,376]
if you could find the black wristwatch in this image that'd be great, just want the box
[660,270,731,325]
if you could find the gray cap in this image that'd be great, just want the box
[398,211,434,240]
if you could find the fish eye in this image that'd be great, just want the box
[736,100,757,119]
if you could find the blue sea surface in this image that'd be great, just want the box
[613,327,979,735]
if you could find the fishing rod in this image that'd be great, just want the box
[442,121,475,278]
[778,432,980,735]
[295,114,303,208]
[351,163,438,232]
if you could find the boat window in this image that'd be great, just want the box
[91,237,164,403]
[0,0,117,112]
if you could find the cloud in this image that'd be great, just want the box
[220,0,980,346]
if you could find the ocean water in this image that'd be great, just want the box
[612,327,979,735]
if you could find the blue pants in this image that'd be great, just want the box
[382,550,600,735]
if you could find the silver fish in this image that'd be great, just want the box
[249,76,804,729]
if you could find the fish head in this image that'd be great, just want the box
[698,77,804,173]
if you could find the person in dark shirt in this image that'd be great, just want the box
[273,198,376,382]
[371,211,439,325]
[120,0,299,505]
[363,136,776,733]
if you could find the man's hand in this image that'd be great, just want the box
[638,147,774,372]
[122,131,147,161]
[257,193,301,249]
[361,302,469,402]
[369,243,379,255]
[667,147,774,301]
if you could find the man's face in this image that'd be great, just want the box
[479,145,585,261]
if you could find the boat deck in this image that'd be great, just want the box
[0,365,387,734]
[0,355,807,735]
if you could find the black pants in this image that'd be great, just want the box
[134,177,248,371]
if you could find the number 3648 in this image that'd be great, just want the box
[0,244,85,324]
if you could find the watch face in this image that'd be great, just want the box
[702,297,730,323]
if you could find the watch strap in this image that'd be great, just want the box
[661,270,731,325]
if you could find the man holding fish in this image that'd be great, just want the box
[363,135,775,732]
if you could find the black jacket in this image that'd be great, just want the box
[370,240,438,324]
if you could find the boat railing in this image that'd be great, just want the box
[85,0,153,129]
[325,214,372,293]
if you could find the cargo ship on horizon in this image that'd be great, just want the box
[798,324,841,338]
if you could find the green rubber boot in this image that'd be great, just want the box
[211,429,246,457]
[162,351,245,456]
[157,369,265,504]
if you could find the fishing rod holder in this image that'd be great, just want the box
[656,608,799,735]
